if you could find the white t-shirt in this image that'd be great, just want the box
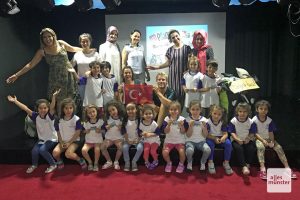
[139,120,160,145]
[123,44,145,74]
[72,50,100,77]
[83,119,104,144]
[228,117,255,141]
[162,116,187,144]
[101,74,118,106]
[104,117,123,140]
[207,118,227,137]
[30,112,57,143]
[182,71,202,108]
[185,116,207,143]
[252,116,276,139]
[56,115,81,142]
[83,76,103,107]
[200,74,220,108]
[125,119,139,142]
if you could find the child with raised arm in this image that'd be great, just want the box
[7,90,60,174]
[253,100,297,179]
[181,55,209,113]
[161,101,188,173]
[101,100,125,170]
[52,98,86,169]
[140,105,161,170]
[185,100,211,172]
[206,104,233,175]
[122,102,143,171]
[81,104,104,171]
[228,102,257,175]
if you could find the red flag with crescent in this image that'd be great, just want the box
[124,84,153,104]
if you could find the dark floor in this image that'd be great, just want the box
[1,95,300,167]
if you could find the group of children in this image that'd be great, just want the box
[6,54,297,180]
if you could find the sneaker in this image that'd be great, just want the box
[88,164,93,171]
[26,165,37,174]
[200,163,206,171]
[57,160,64,169]
[114,161,120,170]
[186,162,193,172]
[145,162,151,169]
[223,162,233,175]
[124,161,130,171]
[208,162,216,174]
[79,158,87,169]
[242,166,250,175]
[176,163,185,173]
[165,162,172,173]
[45,165,57,174]
[102,161,113,169]
[132,161,138,172]
[93,164,99,172]
[259,170,267,180]
[150,160,159,170]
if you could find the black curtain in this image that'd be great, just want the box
[226,3,300,99]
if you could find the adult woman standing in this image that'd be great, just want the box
[72,33,99,102]
[147,29,191,105]
[122,29,149,84]
[99,26,122,84]
[6,28,82,114]
[192,30,214,74]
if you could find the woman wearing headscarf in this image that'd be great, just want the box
[99,26,122,84]
[192,30,214,74]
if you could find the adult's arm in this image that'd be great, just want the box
[59,40,82,53]
[6,49,44,83]
[121,47,128,68]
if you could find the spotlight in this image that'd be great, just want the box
[6,0,20,15]
[34,0,55,12]
[75,0,93,12]
[212,0,230,8]
[239,0,257,5]
[101,0,121,11]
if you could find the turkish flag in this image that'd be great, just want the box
[124,84,153,105]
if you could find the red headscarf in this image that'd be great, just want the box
[192,30,211,74]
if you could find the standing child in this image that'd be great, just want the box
[122,102,143,171]
[161,101,188,173]
[253,100,297,179]
[7,90,60,174]
[82,61,104,116]
[185,100,211,172]
[228,102,256,175]
[52,98,86,169]
[81,104,104,172]
[181,55,209,113]
[101,100,125,170]
[206,104,233,175]
[200,59,221,117]
[100,61,119,106]
[140,105,161,170]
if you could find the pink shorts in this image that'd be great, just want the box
[163,143,185,151]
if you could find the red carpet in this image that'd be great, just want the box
[0,164,299,200]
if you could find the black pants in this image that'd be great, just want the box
[232,140,256,167]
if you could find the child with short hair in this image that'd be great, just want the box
[200,59,221,117]
[7,90,60,174]
[81,104,104,172]
[161,101,188,173]
[52,98,86,169]
[100,61,119,106]
[253,100,297,179]
[122,102,143,172]
[228,102,257,175]
[206,104,233,175]
[101,100,125,170]
[140,105,161,170]
[185,100,211,172]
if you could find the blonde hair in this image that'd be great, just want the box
[156,72,168,82]
[235,102,251,117]
[39,28,58,48]
[187,55,200,70]
[209,104,227,124]
[169,101,181,113]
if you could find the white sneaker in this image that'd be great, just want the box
[200,163,206,171]
[45,165,57,173]
[208,162,216,174]
[26,165,37,174]
[187,162,193,171]
[114,161,120,170]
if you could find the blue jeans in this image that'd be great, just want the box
[32,140,57,166]
[122,142,144,162]
[185,141,211,164]
[206,138,232,161]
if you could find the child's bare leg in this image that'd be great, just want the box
[162,144,171,163]
[65,143,80,161]
[178,146,186,164]
[114,140,123,162]
[101,140,113,162]
[81,143,93,164]
[94,144,101,164]
[52,144,64,161]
